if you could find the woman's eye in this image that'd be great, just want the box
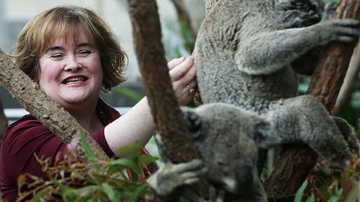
[50,53,64,60]
[77,50,92,57]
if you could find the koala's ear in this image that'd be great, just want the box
[182,107,202,140]
[253,120,278,148]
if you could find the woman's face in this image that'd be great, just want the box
[38,28,103,110]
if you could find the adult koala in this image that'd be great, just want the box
[194,0,359,161]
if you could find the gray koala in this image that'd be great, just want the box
[148,103,272,202]
[195,0,359,113]
[148,101,355,201]
[194,0,359,151]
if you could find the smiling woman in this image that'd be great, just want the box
[38,30,104,126]
[0,5,197,201]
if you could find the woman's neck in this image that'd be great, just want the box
[67,99,103,134]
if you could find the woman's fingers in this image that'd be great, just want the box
[168,57,185,70]
[169,56,195,81]
[168,55,197,105]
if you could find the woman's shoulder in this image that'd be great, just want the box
[8,114,42,129]
[3,114,51,145]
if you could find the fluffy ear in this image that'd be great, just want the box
[181,107,202,140]
[252,120,279,148]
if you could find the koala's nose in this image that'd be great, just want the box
[236,165,253,193]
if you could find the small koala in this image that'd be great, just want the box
[147,101,356,201]
[148,103,272,202]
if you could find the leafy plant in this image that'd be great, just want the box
[17,134,159,201]
[296,153,360,202]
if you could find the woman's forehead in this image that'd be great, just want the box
[47,26,93,47]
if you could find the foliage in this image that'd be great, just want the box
[295,152,360,202]
[114,85,143,104]
[16,134,159,202]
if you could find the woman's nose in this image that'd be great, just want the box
[64,55,82,71]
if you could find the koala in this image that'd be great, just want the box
[148,103,273,202]
[147,101,355,201]
[194,0,359,152]
[195,0,359,113]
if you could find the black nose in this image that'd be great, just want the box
[236,166,253,193]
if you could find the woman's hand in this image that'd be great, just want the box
[168,56,197,105]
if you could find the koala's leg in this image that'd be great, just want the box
[146,159,207,196]
[267,95,353,165]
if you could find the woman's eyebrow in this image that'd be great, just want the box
[77,43,95,49]
[45,46,64,52]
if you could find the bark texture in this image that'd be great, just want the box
[265,0,360,199]
[0,49,108,162]
[127,0,199,163]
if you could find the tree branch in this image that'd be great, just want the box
[332,40,360,116]
[127,0,199,163]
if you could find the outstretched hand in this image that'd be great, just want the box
[168,56,197,105]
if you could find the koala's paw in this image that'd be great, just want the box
[146,159,207,196]
[310,117,356,168]
[332,116,360,152]
[319,19,360,43]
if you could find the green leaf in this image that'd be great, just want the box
[114,86,142,103]
[76,185,101,198]
[31,186,52,202]
[116,144,136,157]
[128,184,149,202]
[139,155,158,164]
[305,194,315,202]
[295,180,308,202]
[344,182,360,202]
[80,133,101,170]
[108,158,141,174]
[101,183,120,202]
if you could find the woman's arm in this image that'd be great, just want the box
[104,56,196,153]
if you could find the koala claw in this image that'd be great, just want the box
[146,159,207,196]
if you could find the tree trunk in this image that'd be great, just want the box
[0,49,108,162]
[265,0,360,199]
[127,0,199,163]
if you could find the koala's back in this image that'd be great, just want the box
[195,0,299,113]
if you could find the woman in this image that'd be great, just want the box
[0,6,197,201]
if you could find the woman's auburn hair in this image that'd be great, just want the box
[12,5,127,91]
